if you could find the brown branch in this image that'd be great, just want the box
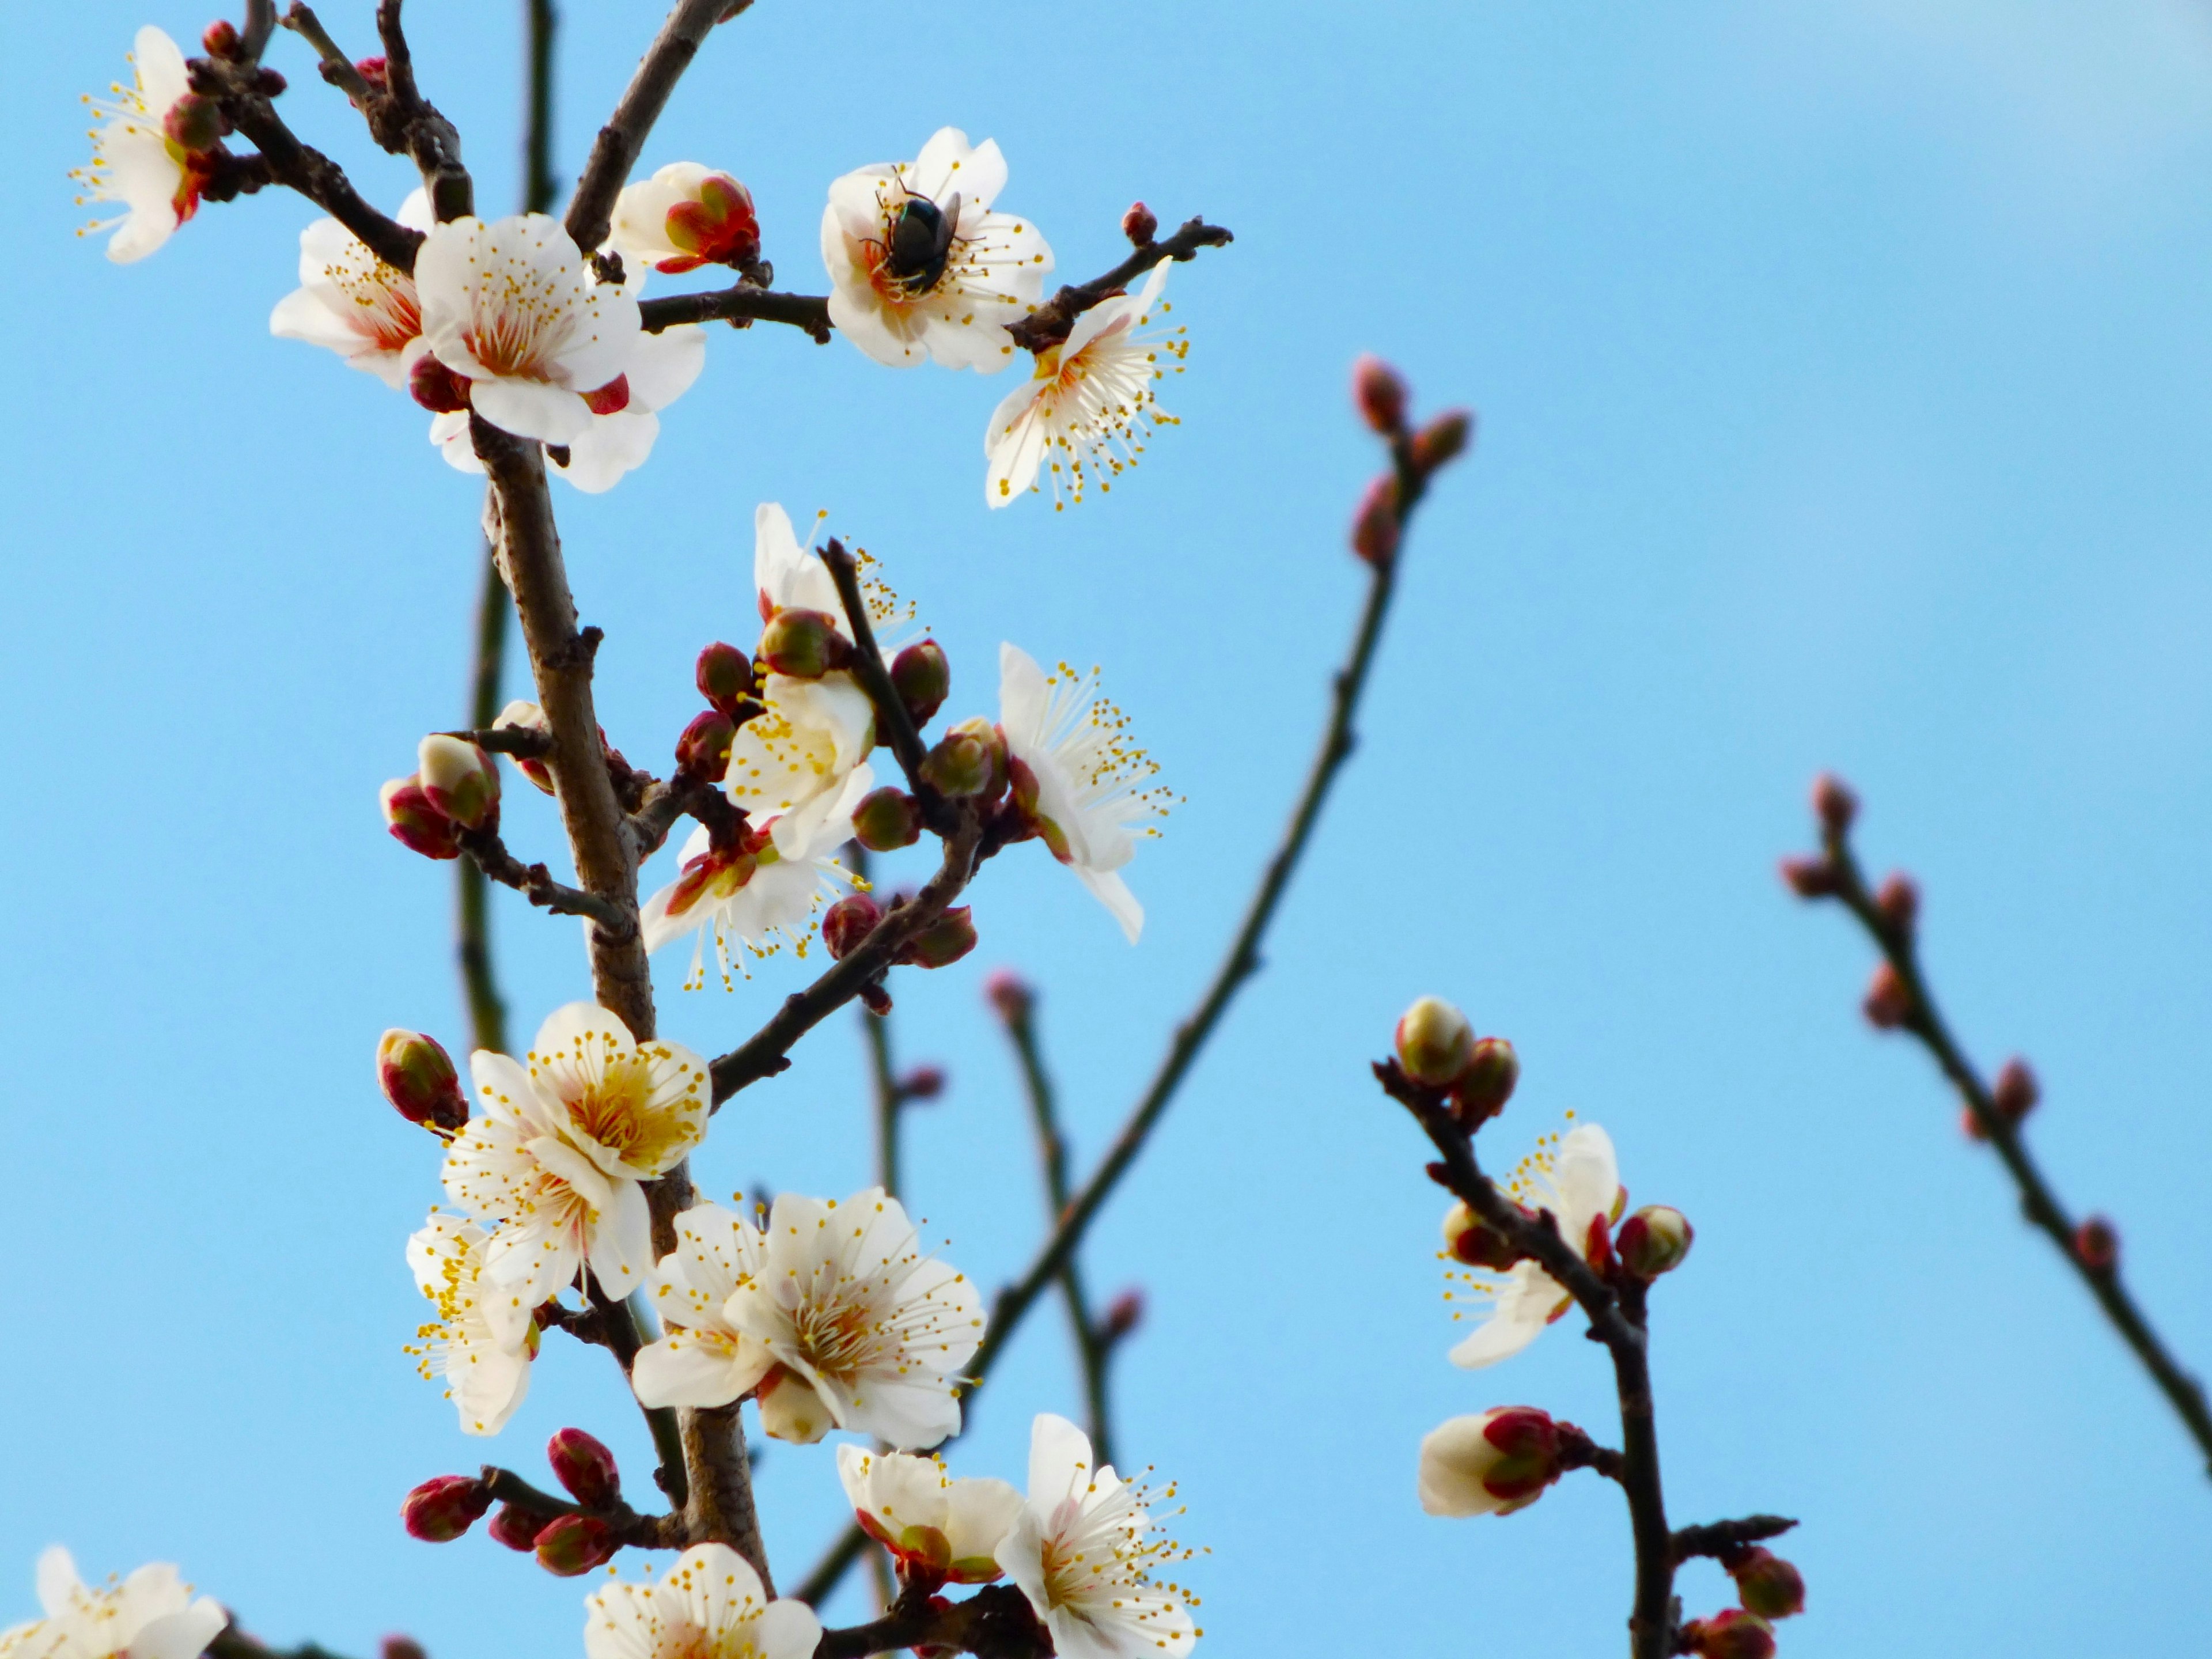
[565,0,733,255]
[792,1524,870,1608]
[240,0,279,61]
[445,722,549,758]
[639,286,834,341]
[206,1626,349,1659]
[454,823,626,926]
[1671,1515,1798,1564]
[1790,797,2212,1476]
[280,6,375,103]
[478,1463,682,1549]
[373,1,474,220]
[1006,215,1234,354]
[813,1585,1044,1659]
[203,75,424,270]
[821,539,932,803]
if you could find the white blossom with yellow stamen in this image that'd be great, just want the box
[984,263,1187,510]
[70,28,206,265]
[995,1414,1199,1659]
[632,1201,774,1410]
[1444,1120,1621,1369]
[640,811,856,988]
[404,1211,537,1437]
[0,1548,224,1659]
[268,191,435,388]
[440,1003,708,1303]
[836,1445,1023,1585]
[582,1544,818,1659]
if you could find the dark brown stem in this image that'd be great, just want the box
[280,6,374,103]
[478,1464,682,1548]
[206,1626,349,1659]
[821,539,931,802]
[1806,819,2212,1475]
[214,90,423,270]
[640,287,834,340]
[373,1,473,220]
[792,1525,870,1608]
[850,849,907,1199]
[1005,217,1234,353]
[1671,1516,1798,1563]
[564,0,733,255]
[454,823,626,926]
[814,1585,1046,1659]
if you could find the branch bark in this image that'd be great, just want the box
[565,0,734,255]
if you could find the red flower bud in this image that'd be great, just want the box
[1812,771,1858,836]
[675,710,736,783]
[1442,1200,1527,1271]
[1615,1205,1694,1279]
[1862,961,1911,1030]
[1453,1036,1519,1124]
[921,732,995,800]
[1351,354,1408,435]
[758,609,850,680]
[534,1514,618,1577]
[1778,855,1836,899]
[381,777,461,861]
[984,970,1034,1024]
[254,66,287,96]
[1101,1287,1145,1341]
[1682,1609,1776,1659]
[409,351,474,414]
[377,1029,467,1135]
[1411,410,1474,474]
[418,736,500,832]
[1729,1548,1805,1620]
[487,1502,553,1552]
[202,20,241,58]
[900,906,978,970]
[2074,1215,2119,1271]
[493,702,556,794]
[162,94,222,155]
[355,56,389,88]
[547,1427,620,1510]
[1876,871,1919,933]
[821,893,882,961]
[899,1065,946,1101]
[695,641,755,718]
[661,173,762,272]
[400,1475,491,1543]
[1350,475,1401,567]
[852,787,922,852]
[891,640,951,726]
[380,1639,427,1659]
[1122,201,1158,245]
[1991,1058,2039,1125]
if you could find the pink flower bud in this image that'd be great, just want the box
[757,609,849,680]
[1122,201,1158,245]
[202,20,241,58]
[418,735,500,832]
[985,970,1033,1023]
[1410,408,1474,473]
[380,1639,427,1659]
[1416,1407,1565,1517]
[1351,354,1408,435]
[1862,961,1912,1030]
[675,710,736,783]
[162,94,222,155]
[695,642,755,718]
[1778,855,1836,899]
[355,55,389,88]
[493,700,556,794]
[1453,1036,1519,1124]
[891,640,952,726]
[821,893,882,960]
[1615,1205,1694,1279]
[2074,1215,2120,1271]
[1729,1548,1805,1620]
[853,786,923,852]
[1876,871,1919,933]
[400,1475,491,1543]
[1101,1287,1145,1341]
[899,1065,946,1101]
[534,1514,618,1577]
[1351,475,1401,567]
[1812,772,1858,836]
[547,1427,620,1510]
[1682,1609,1776,1659]
[900,906,978,970]
[1395,995,1475,1086]
[1991,1058,2039,1125]
[487,1502,552,1552]
[376,1029,467,1135]
[381,776,461,861]
[409,351,474,414]
[1441,1200,1525,1271]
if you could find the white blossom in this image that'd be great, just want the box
[405,1211,537,1437]
[724,673,877,860]
[995,1414,1198,1659]
[984,264,1187,510]
[1444,1121,1620,1369]
[821,127,1052,371]
[640,813,855,988]
[268,192,435,387]
[71,29,204,264]
[999,644,1170,944]
[632,1201,772,1411]
[441,1002,709,1303]
[0,1549,224,1659]
[582,1545,817,1659]
[414,213,641,444]
[836,1445,1022,1585]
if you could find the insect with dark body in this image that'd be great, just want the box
[882,188,961,297]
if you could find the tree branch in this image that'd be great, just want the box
[565,0,733,255]
[372,1,474,220]
[821,539,931,802]
[1671,1515,1798,1564]
[639,286,834,340]
[1006,216,1234,354]
[203,75,424,270]
[454,823,626,926]
[522,0,560,215]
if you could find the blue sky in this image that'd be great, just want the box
[4,1,2210,1654]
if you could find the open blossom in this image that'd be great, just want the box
[632,1201,769,1410]
[999,644,1170,945]
[612,164,760,275]
[836,1446,1022,1586]
[985,263,1187,510]
[268,191,435,387]
[414,213,641,444]
[583,1545,818,1659]
[71,28,209,264]
[441,1003,709,1302]
[821,127,1052,371]
[995,1414,1198,1659]
[1444,1121,1621,1369]
[0,1548,224,1659]
[641,813,855,988]
[406,1212,537,1437]
[724,674,876,857]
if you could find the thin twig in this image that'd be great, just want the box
[1005,217,1234,353]
[522,0,560,215]
[373,1,474,220]
[454,824,627,926]
[1671,1516,1798,1563]
[821,539,931,800]
[280,6,374,103]
[640,287,834,340]
[851,847,906,1200]
[565,0,733,255]
[1795,806,2212,1475]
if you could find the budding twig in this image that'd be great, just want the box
[564,0,733,255]
[1005,217,1234,354]
[820,538,934,810]
[453,823,626,927]
[639,286,835,341]
[1671,1515,1798,1564]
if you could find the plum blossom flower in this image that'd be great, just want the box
[632,1200,772,1411]
[612,164,760,275]
[414,213,641,443]
[640,813,855,988]
[71,29,209,264]
[836,1446,1022,1586]
[821,128,1052,371]
[0,1548,224,1659]
[1444,1120,1621,1369]
[583,1544,818,1659]
[984,263,1187,510]
[441,1003,709,1303]
[999,644,1171,945]
[995,1414,1198,1659]
[405,1211,538,1437]
[268,191,435,387]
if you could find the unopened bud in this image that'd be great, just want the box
[757,608,848,679]
[675,710,736,783]
[756,1364,832,1444]
[1352,354,1408,434]
[1876,872,1919,933]
[1812,772,1857,836]
[984,970,1033,1023]
[1441,1200,1524,1271]
[1416,1407,1564,1517]
[2074,1215,2119,1271]
[921,732,993,798]
[377,1029,467,1135]
[355,55,389,88]
[891,639,952,726]
[202,20,241,57]
[1453,1037,1519,1124]
[487,1502,552,1552]
[1410,408,1474,473]
[1681,1610,1776,1659]
[381,776,461,861]
[1778,855,1836,899]
[400,1476,490,1543]
[533,1514,617,1577]
[255,66,287,96]
[852,786,922,851]
[821,893,882,960]
[409,350,474,414]
[695,641,755,717]
[1862,961,1911,1030]
[1351,475,1400,567]
[1102,1287,1145,1340]
[379,1639,427,1659]
[899,1065,946,1101]
[900,906,978,969]
[418,735,500,831]
[1395,995,1475,1086]
[1728,1549,1805,1620]
[661,172,762,271]
[162,94,222,154]
[547,1427,620,1509]
[1122,201,1158,245]
[1615,1205,1694,1279]
[493,700,555,793]
[1991,1058,2039,1126]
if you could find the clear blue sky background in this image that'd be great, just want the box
[3,1,2209,1653]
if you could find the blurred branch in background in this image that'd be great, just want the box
[1783,776,2212,1476]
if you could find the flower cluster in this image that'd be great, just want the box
[0,1550,224,1659]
